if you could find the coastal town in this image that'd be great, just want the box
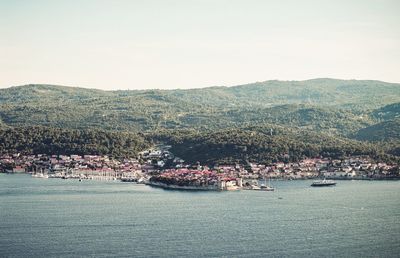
[1,145,399,191]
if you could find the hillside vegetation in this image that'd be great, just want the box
[1,79,399,133]
[150,126,394,165]
[0,126,150,158]
[354,119,400,142]
[1,79,400,163]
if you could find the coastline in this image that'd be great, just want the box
[323,176,400,181]
[146,181,219,191]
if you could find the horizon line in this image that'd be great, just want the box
[2,77,400,92]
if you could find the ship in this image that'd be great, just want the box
[311,178,336,187]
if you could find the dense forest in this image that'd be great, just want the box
[354,119,400,142]
[0,79,399,164]
[0,126,150,158]
[1,79,399,133]
[149,126,397,165]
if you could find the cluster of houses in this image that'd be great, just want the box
[138,145,184,168]
[0,145,184,181]
[149,157,399,190]
[149,168,243,191]
[0,153,146,180]
[225,157,399,180]
[1,150,399,182]
[168,157,399,182]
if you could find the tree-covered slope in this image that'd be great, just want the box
[372,102,400,121]
[1,79,398,133]
[354,119,400,142]
[222,104,375,135]
[0,126,150,158]
[0,79,399,164]
[223,79,400,108]
[149,126,395,165]
[0,124,398,164]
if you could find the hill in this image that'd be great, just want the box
[0,79,399,134]
[0,126,150,158]
[149,126,396,165]
[1,124,396,164]
[0,79,400,164]
[372,102,400,121]
[354,119,400,142]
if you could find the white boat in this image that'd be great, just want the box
[260,177,275,191]
[137,177,148,184]
[260,185,275,191]
[311,178,336,187]
[32,173,47,178]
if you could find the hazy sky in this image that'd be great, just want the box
[1,0,399,90]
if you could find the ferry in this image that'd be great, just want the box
[311,179,336,187]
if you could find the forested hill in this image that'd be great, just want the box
[0,79,399,134]
[2,79,400,108]
[372,102,400,121]
[0,79,400,164]
[0,126,150,158]
[1,124,398,164]
[354,119,400,142]
[149,126,398,164]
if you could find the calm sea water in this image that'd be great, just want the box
[0,174,399,258]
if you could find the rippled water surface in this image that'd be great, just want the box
[1,174,399,257]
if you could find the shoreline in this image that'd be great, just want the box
[146,181,219,191]
[2,172,400,181]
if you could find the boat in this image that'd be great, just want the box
[311,178,336,187]
[121,177,137,182]
[260,177,275,191]
[260,185,275,191]
[242,184,260,190]
[32,172,48,178]
[137,177,147,184]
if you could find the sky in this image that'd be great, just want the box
[0,0,399,90]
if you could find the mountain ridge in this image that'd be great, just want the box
[0,78,399,138]
[2,78,400,92]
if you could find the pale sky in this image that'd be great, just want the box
[0,0,399,90]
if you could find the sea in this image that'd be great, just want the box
[1,174,399,257]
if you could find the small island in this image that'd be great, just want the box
[148,169,243,191]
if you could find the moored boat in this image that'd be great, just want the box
[311,179,336,187]
[260,177,275,191]
[260,185,275,191]
[121,177,137,182]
